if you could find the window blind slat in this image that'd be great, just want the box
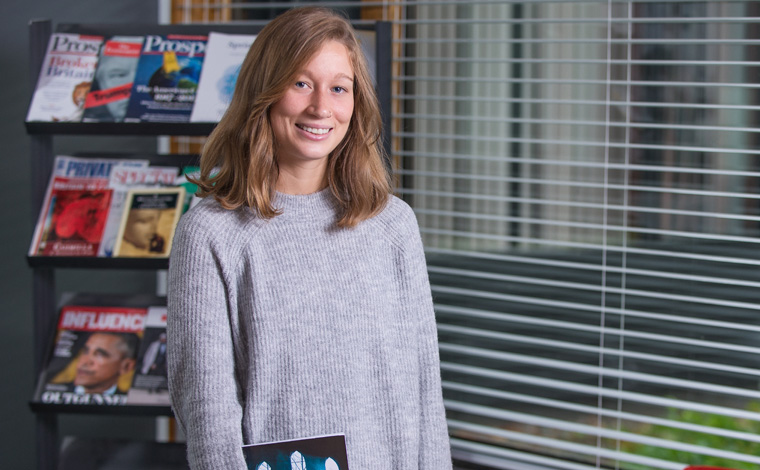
[446,402,760,464]
[443,381,760,441]
[396,94,760,111]
[421,226,760,246]
[435,303,760,335]
[396,150,760,176]
[398,16,760,25]
[396,132,760,155]
[449,438,613,470]
[440,344,760,397]
[430,262,760,290]
[441,362,760,421]
[439,332,760,380]
[398,37,760,46]
[396,113,760,134]
[433,282,760,317]
[439,327,760,377]
[447,419,685,470]
[415,208,760,227]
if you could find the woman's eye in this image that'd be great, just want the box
[332,86,347,93]
[295,81,308,88]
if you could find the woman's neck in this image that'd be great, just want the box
[272,187,337,222]
[275,161,328,195]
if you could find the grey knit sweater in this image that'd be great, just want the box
[167,189,452,470]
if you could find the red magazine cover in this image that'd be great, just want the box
[33,176,112,256]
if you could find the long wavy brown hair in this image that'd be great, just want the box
[193,7,390,228]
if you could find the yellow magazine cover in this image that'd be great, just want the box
[113,187,184,258]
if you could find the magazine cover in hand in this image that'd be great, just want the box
[124,34,207,123]
[34,305,147,406]
[81,35,145,123]
[27,33,103,122]
[127,306,170,406]
[243,434,349,470]
[189,31,256,122]
[113,187,185,258]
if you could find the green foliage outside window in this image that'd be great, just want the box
[621,401,760,470]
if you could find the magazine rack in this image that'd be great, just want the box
[27,18,391,470]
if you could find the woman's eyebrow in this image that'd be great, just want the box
[335,73,354,82]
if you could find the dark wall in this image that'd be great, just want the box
[1,2,159,467]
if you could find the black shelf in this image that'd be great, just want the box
[27,256,169,270]
[25,121,217,136]
[29,402,173,416]
[69,151,200,168]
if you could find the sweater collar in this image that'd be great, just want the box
[272,187,339,221]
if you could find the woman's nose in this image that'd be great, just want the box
[308,91,332,118]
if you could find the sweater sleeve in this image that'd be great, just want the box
[167,211,247,470]
[396,204,453,469]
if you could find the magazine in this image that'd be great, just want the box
[27,33,104,122]
[124,34,207,123]
[127,306,170,406]
[29,155,147,257]
[189,31,256,122]
[99,165,179,257]
[81,35,145,123]
[113,187,185,258]
[242,434,349,470]
[175,165,202,213]
[33,305,148,406]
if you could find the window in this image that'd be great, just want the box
[399,1,760,469]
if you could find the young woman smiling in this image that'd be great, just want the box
[167,7,452,470]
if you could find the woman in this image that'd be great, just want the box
[167,7,451,470]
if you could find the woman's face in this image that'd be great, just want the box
[269,40,355,171]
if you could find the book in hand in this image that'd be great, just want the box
[124,34,207,123]
[113,186,185,258]
[126,306,170,406]
[33,304,148,406]
[190,31,256,123]
[81,35,144,123]
[29,155,147,257]
[27,33,104,122]
[99,165,179,257]
[243,433,349,470]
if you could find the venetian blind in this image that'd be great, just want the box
[175,1,760,469]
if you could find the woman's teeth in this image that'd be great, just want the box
[298,124,330,135]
